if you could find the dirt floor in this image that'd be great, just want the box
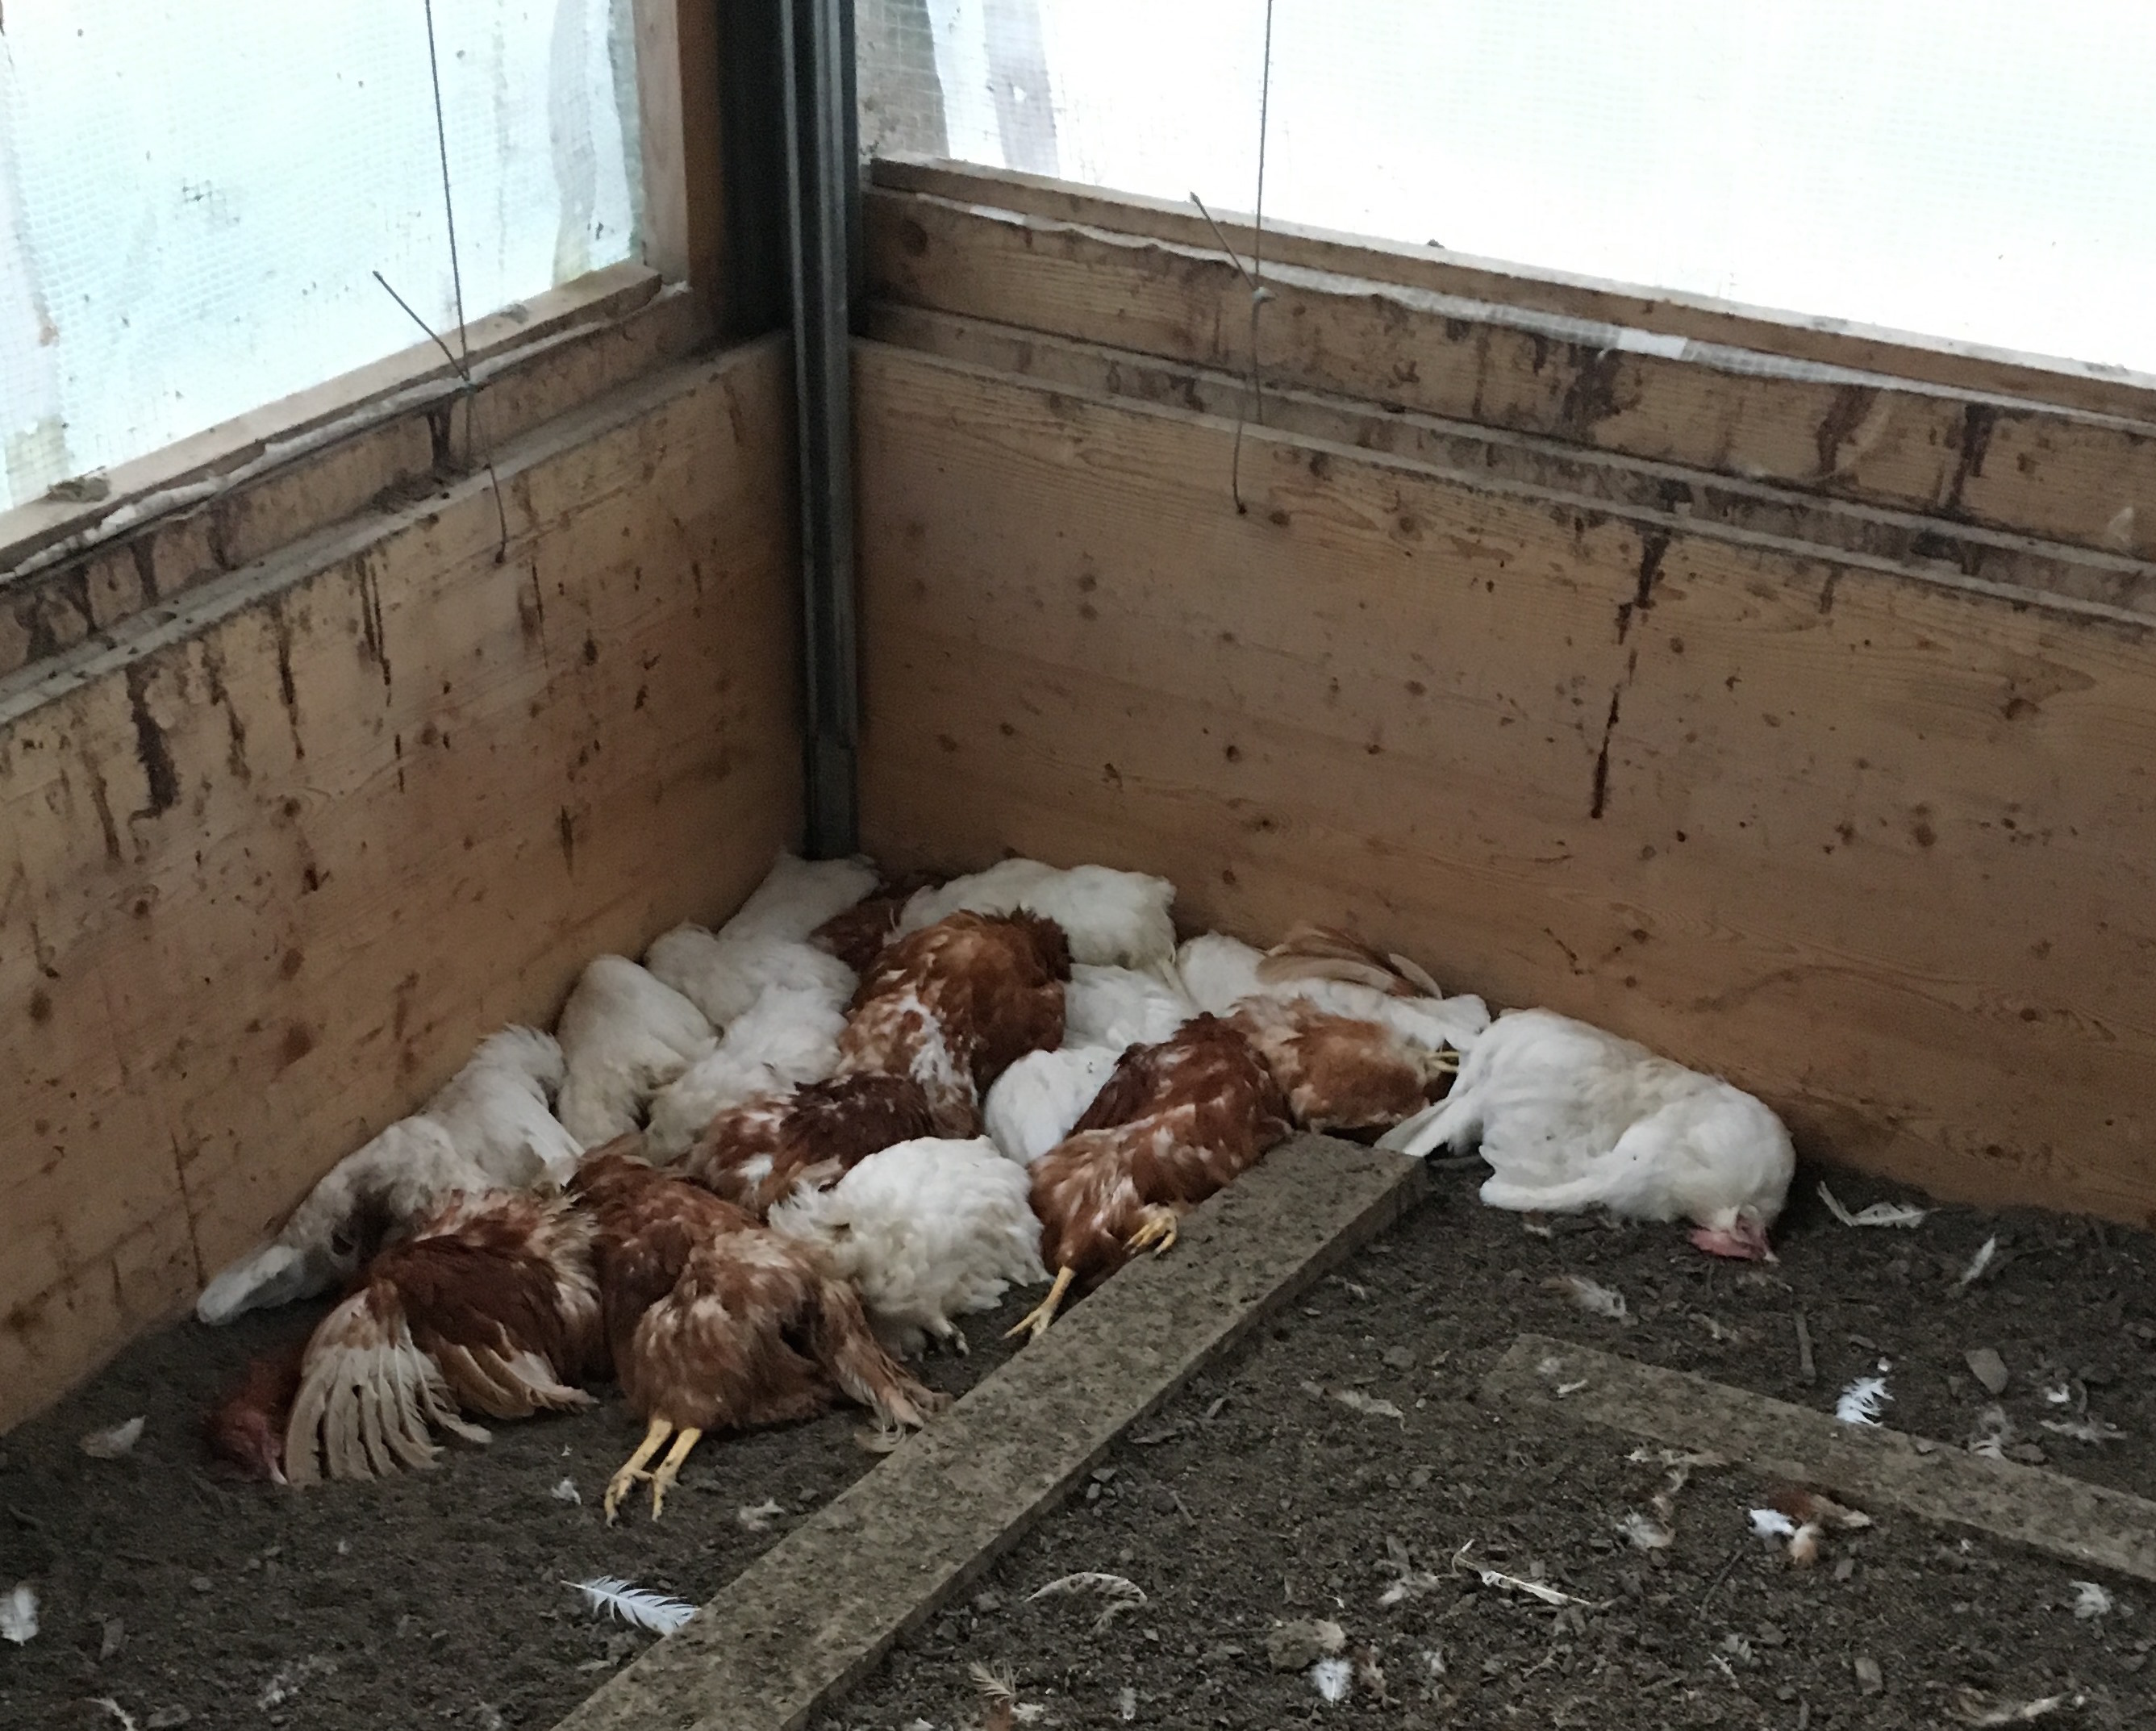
[819,1164,2156,1731]
[0,1292,1032,1731]
[2,1160,2151,1731]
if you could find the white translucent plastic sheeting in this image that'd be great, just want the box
[0,1,639,513]
[859,0,2156,382]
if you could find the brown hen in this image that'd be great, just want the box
[1228,995,1456,1136]
[282,1189,602,1484]
[1011,1014,1290,1341]
[570,1142,941,1520]
[810,868,947,972]
[835,910,1070,1136]
[205,1337,306,1483]
[679,1072,938,1215]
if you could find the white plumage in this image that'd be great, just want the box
[644,853,870,1029]
[553,955,717,1147]
[765,1137,1046,1356]
[643,983,850,1160]
[196,1118,494,1324]
[1378,1007,1795,1259]
[899,858,1176,970]
[984,1045,1122,1166]
[1176,932,1490,1055]
[423,1026,582,1190]
[198,1025,584,1324]
[1062,962,1195,1049]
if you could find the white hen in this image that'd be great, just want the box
[196,1119,494,1324]
[554,955,717,1147]
[983,1045,1123,1166]
[1063,962,1195,1049]
[1377,1007,1795,1259]
[197,1026,581,1324]
[766,1136,1046,1356]
[1178,932,1490,1055]
[642,982,850,1160]
[644,853,871,1028]
[423,1026,582,1190]
[898,858,1176,970]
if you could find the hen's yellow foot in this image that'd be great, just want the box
[1125,1206,1179,1257]
[604,1416,672,1524]
[647,1425,703,1520]
[1006,1266,1076,1344]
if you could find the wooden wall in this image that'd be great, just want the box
[853,340,2156,1228]
[0,339,801,1431]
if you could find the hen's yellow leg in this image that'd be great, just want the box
[1125,1204,1179,1256]
[604,1416,672,1524]
[648,1425,704,1520]
[1005,1266,1076,1344]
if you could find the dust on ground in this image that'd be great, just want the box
[819,1165,2155,1731]
[2,1161,2151,1729]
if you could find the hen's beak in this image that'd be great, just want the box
[1689,1221,1774,1262]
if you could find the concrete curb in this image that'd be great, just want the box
[554,1135,1428,1731]
[1486,1333,2156,1583]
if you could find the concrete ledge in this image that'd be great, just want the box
[554,1135,1427,1731]
[1485,1333,2156,1583]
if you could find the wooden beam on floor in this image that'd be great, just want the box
[1483,1333,2156,1584]
[552,1137,1428,1731]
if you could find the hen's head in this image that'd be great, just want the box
[208,1402,287,1484]
[1690,1205,1775,1262]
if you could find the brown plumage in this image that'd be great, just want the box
[811,868,947,972]
[1256,921,1444,998]
[835,910,1071,1136]
[1228,995,1452,1135]
[570,1143,942,1520]
[282,1188,602,1485]
[679,1072,938,1214]
[1012,1015,1290,1341]
[205,1338,306,1484]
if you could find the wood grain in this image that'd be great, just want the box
[853,341,2156,1226]
[866,302,2156,620]
[866,190,2156,563]
[0,339,801,1433]
[874,156,2156,426]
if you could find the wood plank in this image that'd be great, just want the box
[2,283,705,684]
[853,340,2156,1226]
[634,0,726,327]
[555,1137,1426,1731]
[866,302,2156,621]
[865,189,2156,563]
[872,156,2156,426]
[1483,1334,2156,1583]
[0,338,801,1433]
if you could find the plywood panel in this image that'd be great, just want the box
[866,190,2156,563]
[854,341,2156,1225]
[0,338,802,1431]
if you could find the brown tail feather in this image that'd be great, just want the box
[808,1277,945,1429]
[1257,922,1429,997]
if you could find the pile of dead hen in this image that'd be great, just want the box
[198,853,1795,1516]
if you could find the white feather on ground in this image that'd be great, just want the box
[899,858,1177,970]
[1062,962,1195,1050]
[0,1582,36,1645]
[424,1026,582,1189]
[1378,1007,1793,1259]
[1836,1373,1892,1425]
[766,1137,1046,1356]
[984,1045,1122,1166]
[643,983,850,1160]
[196,1117,496,1324]
[1177,933,1489,1055]
[553,955,717,1146]
[566,1577,697,1636]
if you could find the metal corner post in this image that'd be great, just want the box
[782,0,862,859]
